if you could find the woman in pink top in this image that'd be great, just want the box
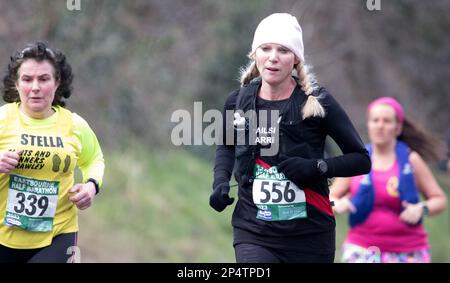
[330,97,447,263]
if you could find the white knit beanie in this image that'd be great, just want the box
[251,13,304,62]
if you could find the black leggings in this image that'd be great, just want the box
[235,243,335,263]
[0,232,78,263]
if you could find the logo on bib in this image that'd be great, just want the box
[257,210,273,220]
[5,217,22,226]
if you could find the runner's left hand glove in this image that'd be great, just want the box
[278,155,318,188]
[209,182,234,212]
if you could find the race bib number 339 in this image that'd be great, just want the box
[252,162,307,221]
[4,174,59,232]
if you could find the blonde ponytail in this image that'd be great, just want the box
[296,62,325,119]
[240,60,260,86]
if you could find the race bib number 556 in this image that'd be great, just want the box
[4,174,59,232]
[252,162,307,221]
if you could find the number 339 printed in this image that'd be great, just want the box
[13,192,49,216]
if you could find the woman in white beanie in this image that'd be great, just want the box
[210,13,371,262]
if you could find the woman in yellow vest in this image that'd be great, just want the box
[0,42,104,262]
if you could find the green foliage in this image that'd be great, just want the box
[195,1,271,111]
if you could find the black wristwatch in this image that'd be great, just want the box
[421,202,429,217]
[317,159,328,176]
[87,178,100,195]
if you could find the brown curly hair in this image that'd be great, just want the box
[2,41,73,107]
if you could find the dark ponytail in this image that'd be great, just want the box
[399,119,446,162]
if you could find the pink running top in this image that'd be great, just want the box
[345,161,429,252]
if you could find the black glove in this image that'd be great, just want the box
[209,182,234,212]
[277,155,318,188]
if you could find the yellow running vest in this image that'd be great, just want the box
[0,103,88,248]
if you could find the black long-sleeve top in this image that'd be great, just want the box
[214,85,370,184]
[213,83,371,253]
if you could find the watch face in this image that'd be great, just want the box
[318,160,328,173]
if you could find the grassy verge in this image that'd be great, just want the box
[78,145,236,262]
